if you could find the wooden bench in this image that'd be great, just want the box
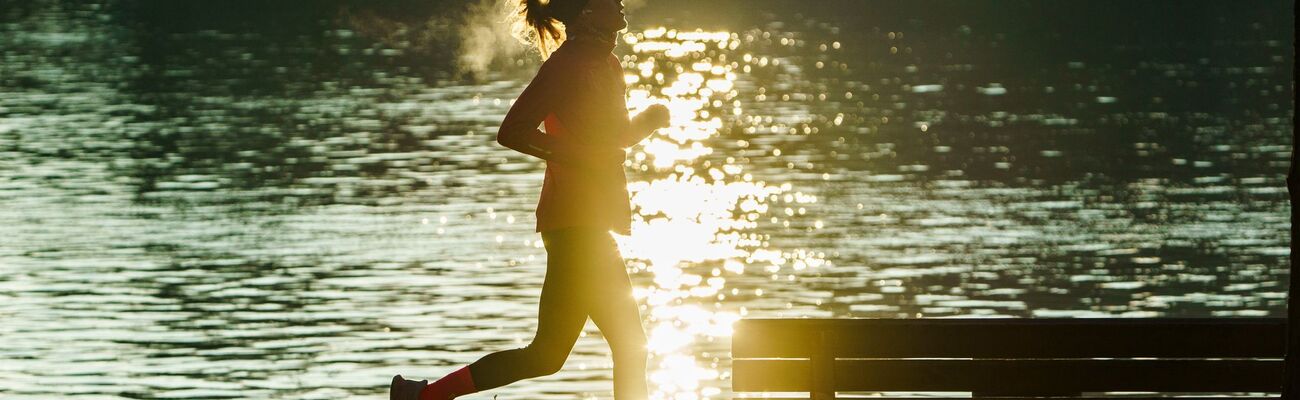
[732,318,1286,399]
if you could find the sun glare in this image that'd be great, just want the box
[614,27,826,400]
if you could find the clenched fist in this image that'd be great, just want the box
[640,103,671,129]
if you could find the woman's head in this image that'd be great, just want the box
[511,0,627,59]
[575,0,627,34]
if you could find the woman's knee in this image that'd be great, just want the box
[537,349,569,375]
[524,343,571,376]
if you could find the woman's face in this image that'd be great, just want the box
[577,0,626,33]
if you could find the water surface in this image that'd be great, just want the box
[0,1,1292,399]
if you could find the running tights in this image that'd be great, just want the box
[466,227,649,399]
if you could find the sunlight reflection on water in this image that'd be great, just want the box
[616,27,830,400]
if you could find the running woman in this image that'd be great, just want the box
[390,0,669,399]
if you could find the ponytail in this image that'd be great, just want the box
[510,0,590,60]
[511,0,566,60]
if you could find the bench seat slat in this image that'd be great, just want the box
[733,359,1284,393]
[732,318,1285,358]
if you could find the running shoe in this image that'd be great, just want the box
[390,374,428,400]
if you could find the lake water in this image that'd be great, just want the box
[0,0,1292,399]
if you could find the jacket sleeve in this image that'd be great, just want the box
[614,57,655,149]
[496,60,609,167]
[622,111,657,148]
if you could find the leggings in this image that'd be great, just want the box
[467,227,649,399]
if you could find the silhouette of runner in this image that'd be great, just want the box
[391,0,669,399]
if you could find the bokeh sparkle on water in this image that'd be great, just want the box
[0,1,1291,399]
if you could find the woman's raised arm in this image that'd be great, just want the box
[621,103,669,148]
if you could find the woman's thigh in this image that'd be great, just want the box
[540,228,642,344]
[530,230,594,353]
[573,231,645,349]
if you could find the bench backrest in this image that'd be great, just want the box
[732,318,1286,398]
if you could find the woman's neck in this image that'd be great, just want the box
[565,23,617,51]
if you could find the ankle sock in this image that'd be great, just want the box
[419,366,477,400]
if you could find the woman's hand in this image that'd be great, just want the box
[622,104,671,148]
[640,104,671,130]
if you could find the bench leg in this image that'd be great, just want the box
[811,331,836,400]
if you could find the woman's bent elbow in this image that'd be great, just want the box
[496,132,515,149]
